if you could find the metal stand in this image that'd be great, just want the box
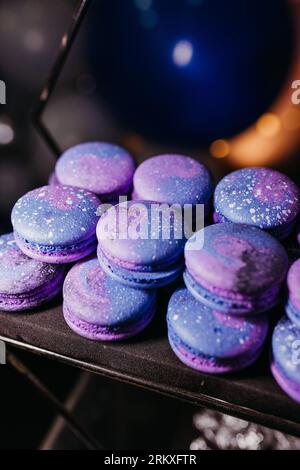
[7,350,102,450]
[32,0,92,158]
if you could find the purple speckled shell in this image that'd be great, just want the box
[0,233,65,311]
[133,154,214,208]
[55,142,135,201]
[11,185,100,263]
[271,316,300,403]
[214,167,300,239]
[167,287,268,374]
[184,223,288,313]
[63,257,156,340]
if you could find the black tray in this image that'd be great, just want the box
[1,295,300,438]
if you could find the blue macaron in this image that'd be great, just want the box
[63,257,156,341]
[271,316,300,403]
[97,200,185,288]
[214,167,300,239]
[167,287,269,374]
[11,185,100,263]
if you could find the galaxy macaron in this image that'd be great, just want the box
[63,258,156,341]
[184,223,288,315]
[271,316,300,404]
[133,154,214,215]
[0,233,65,311]
[55,142,135,202]
[167,287,269,374]
[12,185,100,264]
[97,200,185,289]
[214,167,300,239]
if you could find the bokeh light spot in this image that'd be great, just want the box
[173,40,193,67]
[256,113,281,137]
[210,139,230,158]
[0,123,14,145]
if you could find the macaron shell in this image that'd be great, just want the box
[271,360,300,404]
[63,258,156,326]
[168,331,264,374]
[11,185,100,246]
[167,287,268,360]
[214,167,300,232]
[97,200,185,268]
[185,223,288,297]
[133,154,214,206]
[272,316,300,387]
[56,142,135,197]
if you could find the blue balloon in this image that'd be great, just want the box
[88,0,294,144]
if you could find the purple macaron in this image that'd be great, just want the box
[214,167,300,239]
[63,257,156,341]
[0,233,65,311]
[184,223,288,315]
[97,200,185,288]
[132,154,214,215]
[167,287,268,374]
[271,316,300,404]
[286,259,300,328]
[12,185,100,264]
[55,142,135,203]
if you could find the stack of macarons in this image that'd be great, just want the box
[167,222,288,375]
[271,259,300,403]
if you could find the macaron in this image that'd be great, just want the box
[184,223,288,315]
[12,185,100,264]
[48,171,60,186]
[0,233,65,311]
[167,287,268,374]
[63,257,156,340]
[271,316,300,403]
[55,142,135,202]
[97,200,185,288]
[286,259,300,328]
[133,154,214,215]
[214,167,300,239]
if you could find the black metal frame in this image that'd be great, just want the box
[32,0,92,158]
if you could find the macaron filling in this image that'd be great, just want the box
[98,246,183,288]
[14,230,97,263]
[63,301,155,341]
[183,269,280,315]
